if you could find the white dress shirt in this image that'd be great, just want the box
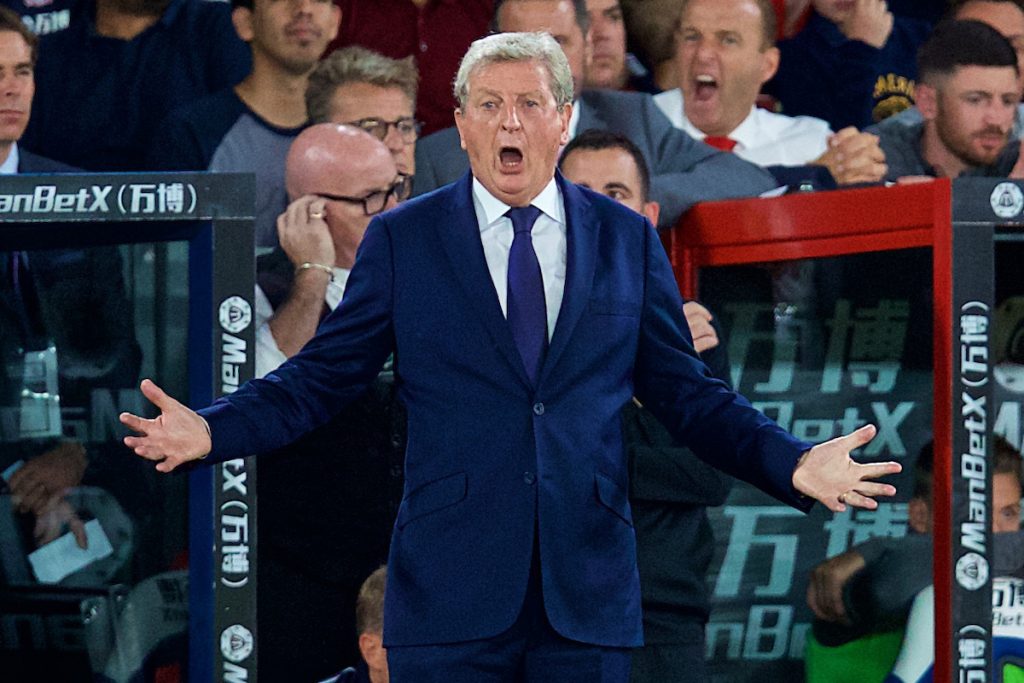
[472,176,566,342]
[254,267,350,378]
[653,88,832,167]
[0,143,19,175]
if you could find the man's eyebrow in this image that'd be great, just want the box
[603,182,632,194]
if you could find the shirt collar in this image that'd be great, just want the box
[472,175,564,230]
[0,143,20,175]
[679,104,759,152]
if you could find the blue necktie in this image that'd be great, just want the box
[506,206,547,384]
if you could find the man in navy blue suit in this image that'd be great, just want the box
[121,31,901,682]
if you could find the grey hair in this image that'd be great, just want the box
[306,46,419,124]
[453,32,574,110]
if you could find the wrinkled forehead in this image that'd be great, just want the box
[329,83,415,121]
[465,58,555,99]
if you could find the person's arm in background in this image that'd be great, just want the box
[767,4,889,132]
[808,533,932,645]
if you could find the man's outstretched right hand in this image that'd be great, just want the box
[119,379,212,472]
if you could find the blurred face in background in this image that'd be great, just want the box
[326,82,418,176]
[920,65,1018,170]
[585,0,628,89]
[954,0,1024,95]
[675,0,779,136]
[497,0,590,99]
[560,145,659,224]
[0,30,33,153]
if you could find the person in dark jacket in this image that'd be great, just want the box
[766,0,931,131]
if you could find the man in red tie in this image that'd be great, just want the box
[653,0,888,185]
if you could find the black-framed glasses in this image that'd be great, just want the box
[316,175,413,216]
[348,117,422,144]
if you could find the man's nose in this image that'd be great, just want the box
[693,40,717,62]
[383,125,405,151]
[500,104,522,130]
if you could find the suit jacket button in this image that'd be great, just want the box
[533,402,545,416]
[523,472,536,485]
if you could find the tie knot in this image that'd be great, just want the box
[703,135,738,152]
[506,205,542,235]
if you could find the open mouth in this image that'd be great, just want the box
[693,74,719,102]
[499,146,524,169]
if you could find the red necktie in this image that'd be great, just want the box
[703,136,738,152]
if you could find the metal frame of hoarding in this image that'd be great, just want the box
[0,171,256,683]
[665,178,1017,683]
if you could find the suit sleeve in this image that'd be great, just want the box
[627,314,733,506]
[632,219,812,510]
[200,216,397,462]
[641,97,778,229]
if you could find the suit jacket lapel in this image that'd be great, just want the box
[539,173,598,385]
[438,173,533,389]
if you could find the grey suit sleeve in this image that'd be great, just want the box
[412,127,467,197]
[639,97,778,229]
[412,141,443,196]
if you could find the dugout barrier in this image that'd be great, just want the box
[666,179,1024,682]
[0,172,256,682]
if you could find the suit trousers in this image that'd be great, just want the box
[387,539,632,682]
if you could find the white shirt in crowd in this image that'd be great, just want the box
[0,143,19,175]
[653,88,832,167]
[254,268,349,378]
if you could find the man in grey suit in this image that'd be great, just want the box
[411,0,779,229]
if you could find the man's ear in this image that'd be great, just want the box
[231,6,254,43]
[908,496,932,534]
[358,632,387,670]
[760,46,780,87]
[643,200,660,226]
[559,101,573,146]
[454,108,467,150]
[916,83,938,121]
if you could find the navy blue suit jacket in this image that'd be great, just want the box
[200,173,812,648]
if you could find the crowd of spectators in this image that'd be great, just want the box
[4,0,1024,680]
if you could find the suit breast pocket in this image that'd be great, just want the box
[588,298,641,318]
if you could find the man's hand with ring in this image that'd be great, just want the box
[792,424,901,511]
[277,195,335,269]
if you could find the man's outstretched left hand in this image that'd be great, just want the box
[792,424,901,512]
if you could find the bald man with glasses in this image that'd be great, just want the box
[251,122,410,680]
[255,123,408,375]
